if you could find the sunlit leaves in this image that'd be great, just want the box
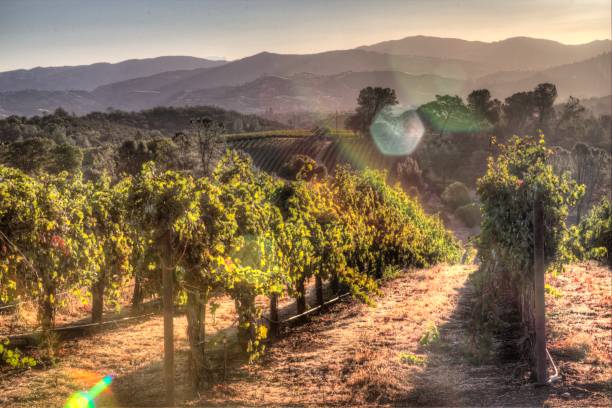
[0,149,460,362]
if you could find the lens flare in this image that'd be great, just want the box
[64,375,113,408]
[370,106,424,156]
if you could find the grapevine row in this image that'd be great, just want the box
[0,150,460,382]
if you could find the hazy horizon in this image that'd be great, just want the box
[1,0,610,71]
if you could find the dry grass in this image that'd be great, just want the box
[0,263,610,407]
[546,263,612,396]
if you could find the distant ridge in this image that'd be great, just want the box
[0,56,226,92]
[359,35,611,70]
[0,36,609,116]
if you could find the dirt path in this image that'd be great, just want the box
[0,263,610,407]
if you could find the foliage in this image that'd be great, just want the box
[477,134,583,275]
[418,94,489,135]
[0,166,96,330]
[346,87,398,136]
[399,352,426,366]
[0,339,37,369]
[467,89,501,125]
[454,203,482,228]
[570,143,610,222]
[279,154,327,181]
[418,323,440,346]
[0,146,460,387]
[0,138,83,175]
[474,134,583,365]
[87,175,134,319]
[574,198,611,266]
[441,182,472,210]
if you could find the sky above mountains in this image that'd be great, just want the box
[1,0,610,71]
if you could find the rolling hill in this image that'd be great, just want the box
[475,52,612,100]
[167,71,465,113]
[0,56,226,92]
[359,36,611,71]
[91,49,490,111]
[0,36,609,117]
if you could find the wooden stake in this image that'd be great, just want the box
[162,263,175,405]
[223,335,228,381]
[533,194,548,384]
[315,275,324,306]
[270,294,279,337]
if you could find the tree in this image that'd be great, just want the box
[503,91,535,134]
[553,96,588,147]
[346,87,398,136]
[555,96,585,132]
[116,140,151,175]
[418,95,481,137]
[394,156,424,191]
[571,143,610,222]
[467,89,501,126]
[146,137,181,171]
[190,117,226,176]
[533,83,557,130]
[1,138,54,174]
[48,143,83,174]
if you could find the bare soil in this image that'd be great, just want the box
[0,263,610,407]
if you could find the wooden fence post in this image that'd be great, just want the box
[270,294,279,337]
[162,263,175,405]
[296,277,306,315]
[534,194,548,384]
[315,275,324,306]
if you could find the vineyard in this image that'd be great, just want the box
[227,132,401,177]
[0,133,610,406]
[0,147,461,400]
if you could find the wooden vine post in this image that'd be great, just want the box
[296,277,306,315]
[533,194,548,384]
[161,241,175,405]
[270,294,279,337]
[315,275,324,306]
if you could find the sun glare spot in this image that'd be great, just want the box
[370,106,425,156]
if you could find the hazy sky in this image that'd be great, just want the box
[1,0,610,71]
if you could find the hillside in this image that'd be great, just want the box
[0,56,226,92]
[581,95,612,116]
[476,53,612,100]
[360,35,611,71]
[91,49,489,111]
[0,90,102,117]
[0,37,609,117]
[168,71,465,113]
[0,106,284,146]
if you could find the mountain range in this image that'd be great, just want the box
[0,56,225,92]
[0,36,609,117]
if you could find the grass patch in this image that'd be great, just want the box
[382,265,403,281]
[545,283,562,298]
[419,323,440,346]
[399,352,427,366]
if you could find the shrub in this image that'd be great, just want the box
[441,181,471,210]
[575,198,611,266]
[395,157,424,191]
[455,203,481,228]
[279,154,327,181]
